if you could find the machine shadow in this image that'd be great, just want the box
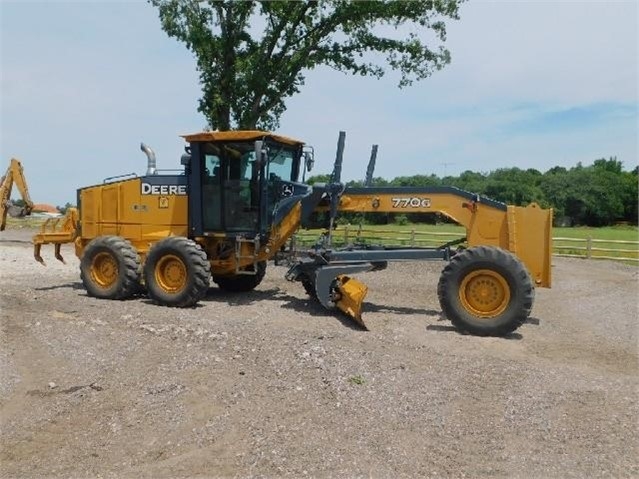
[203,287,366,330]
[201,286,440,331]
[364,303,440,315]
[425,324,524,340]
[36,281,86,291]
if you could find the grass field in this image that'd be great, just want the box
[553,225,638,242]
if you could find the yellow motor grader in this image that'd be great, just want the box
[33,130,552,336]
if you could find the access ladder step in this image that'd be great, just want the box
[235,235,260,275]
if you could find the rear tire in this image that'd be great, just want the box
[214,261,266,292]
[144,237,211,307]
[437,246,534,336]
[80,236,141,300]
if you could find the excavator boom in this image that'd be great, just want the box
[1,158,34,231]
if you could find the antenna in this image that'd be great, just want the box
[326,131,347,246]
[440,161,456,177]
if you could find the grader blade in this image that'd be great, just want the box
[308,263,375,328]
[334,274,368,328]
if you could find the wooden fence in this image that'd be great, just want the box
[552,237,639,262]
[294,226,639,263]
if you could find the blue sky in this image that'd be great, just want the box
[1,0,637,206]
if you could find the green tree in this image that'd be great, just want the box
[150,0,464,130]
[390,174,440,187]
[367,176,390,187]
[306,173,331,185]
[593,156,623,174]
[449,170,487,194]
[483,168,545,206]
[540,167,571,219]
[618,166,638,224]
[57,202,75,215]
[544,163,629,226]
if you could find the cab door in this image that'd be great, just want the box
[222,151,259,232]
[202,153,222,230]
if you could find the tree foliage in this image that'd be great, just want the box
[56,202,75,215]
[150,0,463,130]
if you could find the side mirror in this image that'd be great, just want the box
[304,150,314,172]
[254,140,268,166]
[180,146,191,166]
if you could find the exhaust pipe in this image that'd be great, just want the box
[140,142,157,175]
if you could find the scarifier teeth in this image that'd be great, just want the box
[34,245,45,266]
[54,244,65,264]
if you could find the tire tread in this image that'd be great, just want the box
[144,237,211,307]
[438,246,534,336]
[80,236,141,300]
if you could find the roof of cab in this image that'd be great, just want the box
[180,130,304,147]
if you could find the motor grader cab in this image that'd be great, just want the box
[1,158,34,231]
[33,130,553,336]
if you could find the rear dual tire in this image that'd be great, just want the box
[144,237,211,307]
[80,236,141,300]
[81,236,211,308]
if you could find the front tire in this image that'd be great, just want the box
[80,236,141,300]
[437,246,534,336]
[301,275,318,299]
[144,237,211,307]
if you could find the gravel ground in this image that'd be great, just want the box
[1,228,637,478]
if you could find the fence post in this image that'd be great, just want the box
[357,223,362,241]
[586,236,592,259]
[410,228,415,247]
[344,224,349,244]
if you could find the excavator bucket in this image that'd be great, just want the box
[7,203,28,218]
[334,274,368,328]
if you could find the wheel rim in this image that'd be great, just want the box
[90,252,118,289]
[154,254,187,293]
[459,269,510,318]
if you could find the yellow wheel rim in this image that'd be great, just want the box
[154,254,187,293]
[90,252,118,289]
[459,269,510,318]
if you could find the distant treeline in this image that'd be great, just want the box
[308,157,638,227]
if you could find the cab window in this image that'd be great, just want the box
[268,148,295,181]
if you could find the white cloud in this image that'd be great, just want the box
[279,1,638,180]
[0,0,636,205]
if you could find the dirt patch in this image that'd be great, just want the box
[1,230,637,478]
